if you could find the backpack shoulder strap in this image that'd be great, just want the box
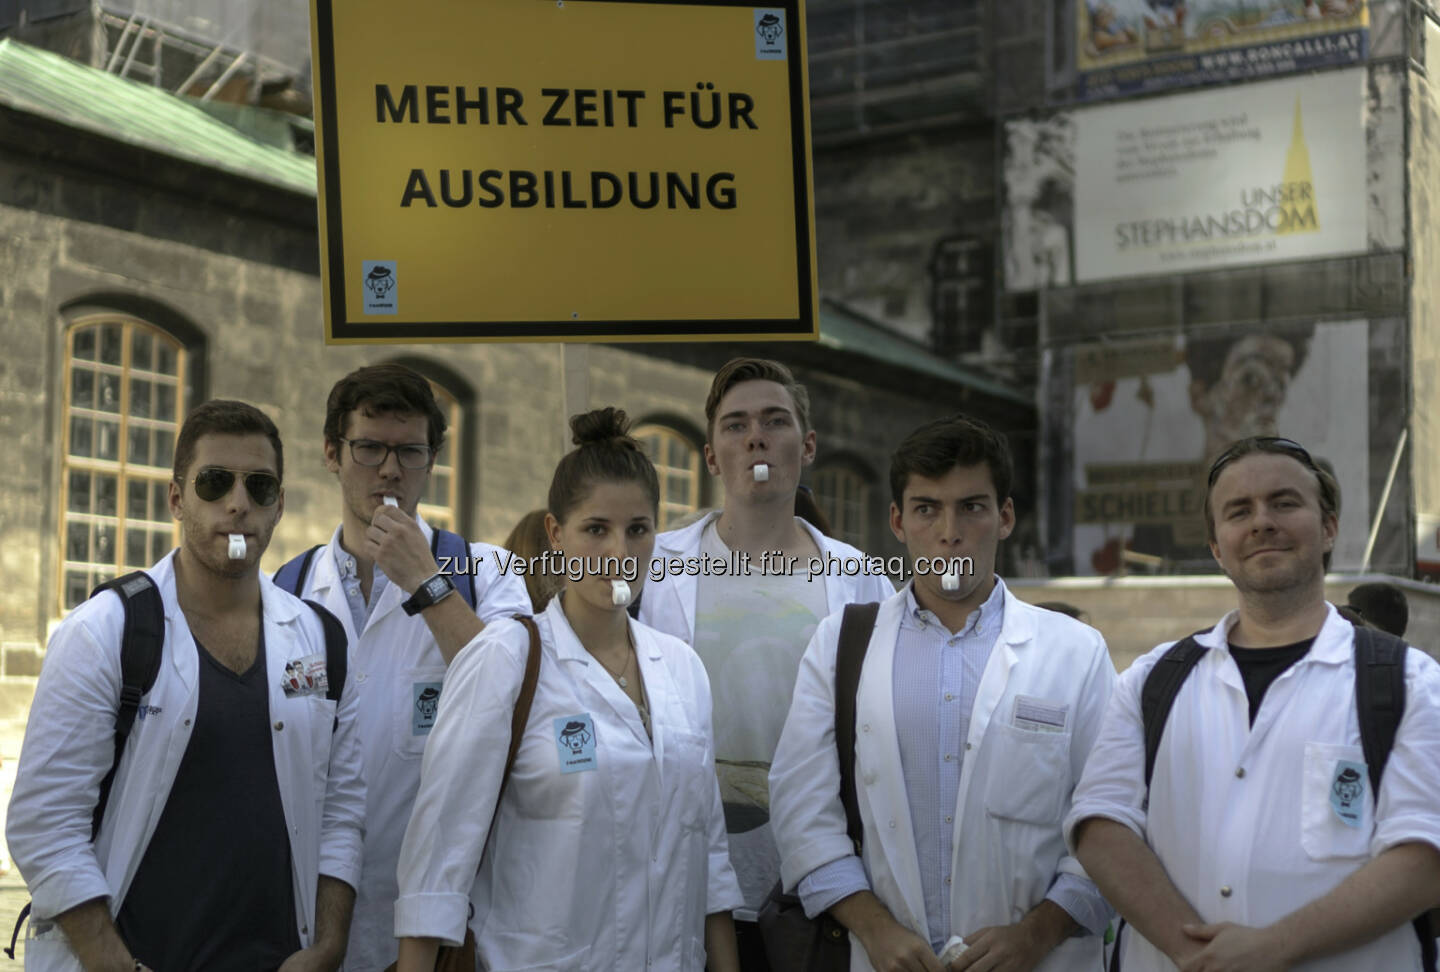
[274,545,323,597]
[302,600,348,706]
[1352,625,1407,796]
[1349,626,1435,972]
[1140,631,1211,790]
[89,571,165,840]
[432,529,477,612]
[836,601,881,852]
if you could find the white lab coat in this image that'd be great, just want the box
[770,584,1116,972]
[289,522,530,972]
[395,595,743,972]
[638,512,896,645]
[7,551,366,971]
[1064,605,1440,972]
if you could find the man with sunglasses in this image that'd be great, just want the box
[1066,436,1440,971]
[288,364,528,972]
[8,400,366,972]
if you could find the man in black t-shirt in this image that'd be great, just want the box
[8,401,365,972]
[1068,435,1440,972]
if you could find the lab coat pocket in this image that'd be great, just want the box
[23,917,83,972]
[684,936,708,971]
[395,666,447,759]
[1301,741,1372,860]
[984,722,1071,825]
[662,728,712,833]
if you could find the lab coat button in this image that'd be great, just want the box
[888,819,896,829]
[964,742,972,751]
[1235,767,1245,778]
[273,721,284,731]
[864,773,876,786]
[1220,886,1232,897]
[862,724,870,733]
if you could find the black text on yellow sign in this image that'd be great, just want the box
[311,0,817,344]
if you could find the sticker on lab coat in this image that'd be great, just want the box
[1012,695,1068,733]
[413,682,443,735]
[555,714,598,773]
[1329,760,1367,828]
[281,653,328,697]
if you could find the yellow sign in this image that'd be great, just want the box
[310,0,817,343]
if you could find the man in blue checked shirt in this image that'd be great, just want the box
[770,414,1117,972]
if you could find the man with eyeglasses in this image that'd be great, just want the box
[8,400,366,971]
[283,364,528,972]
[1066,436,1440,972]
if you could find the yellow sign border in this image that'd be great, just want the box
[310,0,819,344]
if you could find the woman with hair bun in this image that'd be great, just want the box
[395,408,742,972]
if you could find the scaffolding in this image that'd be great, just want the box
[97,0,308,103]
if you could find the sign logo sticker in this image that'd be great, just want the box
[362,260,398,315]
[1329,759,1367,829]
[413,682,443,735]
[755,9,786,60]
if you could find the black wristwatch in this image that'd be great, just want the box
[402,572,457,616]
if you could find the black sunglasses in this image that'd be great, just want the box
[188,467,282,506]
[1207,436,1316,487]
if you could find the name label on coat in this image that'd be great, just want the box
[555,714,598,773]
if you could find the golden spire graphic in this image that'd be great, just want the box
[1277,95,1319,235]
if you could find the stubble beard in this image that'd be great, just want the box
[1230,551,1323,598]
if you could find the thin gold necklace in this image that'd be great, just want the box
[594,635,651,737]
[593,628,638,688]
[595,642,635,689]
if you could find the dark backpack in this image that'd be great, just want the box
[273,528,477,611]
[5,570,347,959]
[1109,624,1436,972]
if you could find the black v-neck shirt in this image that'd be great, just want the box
[117,635,300,971]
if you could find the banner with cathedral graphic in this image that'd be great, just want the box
[1069,67,1366,283]
[1076,0,1367,101]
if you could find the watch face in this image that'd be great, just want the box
[425,576,449,599]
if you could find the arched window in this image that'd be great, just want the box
[60,316,188,611]
[635,425,702,530]
[418,379,462,533]
[812,465,871,549]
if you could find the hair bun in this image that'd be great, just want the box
[570,407,633,447]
